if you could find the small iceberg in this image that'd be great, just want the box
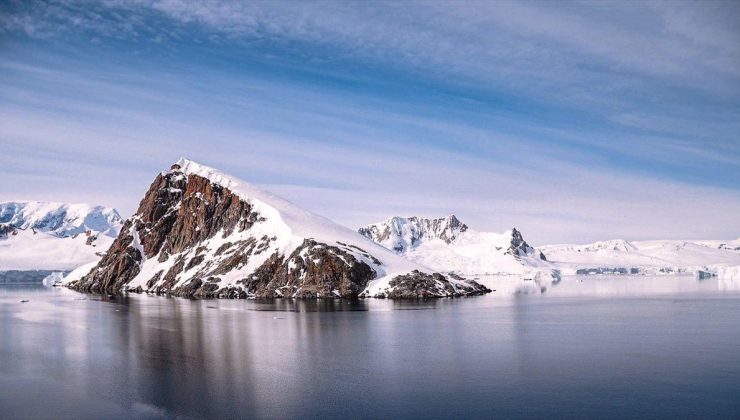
[42,271,66,287]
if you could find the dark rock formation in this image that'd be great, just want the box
[0,224,16,239]
[362,270,490,299]
[507,228,546,261]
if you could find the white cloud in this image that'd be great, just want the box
[2,80,739,245]
[1,1,739,244]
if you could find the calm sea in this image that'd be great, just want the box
[1,275,739,419]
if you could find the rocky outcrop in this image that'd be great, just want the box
[67,159,490,299]
[0,224,16,239]
[363,270,490,298]
[507,228,546,261]
[358,215,468,252]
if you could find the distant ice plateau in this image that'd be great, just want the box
[539,238,740,277]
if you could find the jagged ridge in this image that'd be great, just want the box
[358,215,468,252]
[359,216,550,276]
[0,201,123,271]
[0,201,122,238]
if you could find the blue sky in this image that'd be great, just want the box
[1,0,739,244]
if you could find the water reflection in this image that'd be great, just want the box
[719,276,740,291]
[2,277,740,419]
[476,274,732,298]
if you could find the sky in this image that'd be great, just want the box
[1,0,739,245]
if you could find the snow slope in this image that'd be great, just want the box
[0,201,123,270]
[359,215,554,276]
[540,239,740,275]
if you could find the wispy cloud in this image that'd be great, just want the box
[0,0,739,243]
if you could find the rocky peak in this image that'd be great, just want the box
[134,165,260,259]
[506,227,546,261]
[358,214,469,252]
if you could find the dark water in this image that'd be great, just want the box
[2,276,740,419]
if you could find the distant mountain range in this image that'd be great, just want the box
[0,201,123,271]
[539,239,740,275]
[356,214,740,278]
[359,215,553,276]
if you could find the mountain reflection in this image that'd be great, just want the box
[3,278,740,419]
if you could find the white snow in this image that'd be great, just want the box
[540,239,740,274]
[402,229,553,275]
[0,201,123,270]
[694,238,740,253]
[0,201,122,237]
[175,158,416,268]
[360,215,554,277]
[61,261,99,285]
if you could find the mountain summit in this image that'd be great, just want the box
[66,159,489,298]
[358,215,468,252]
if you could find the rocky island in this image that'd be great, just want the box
[66,159,490,299]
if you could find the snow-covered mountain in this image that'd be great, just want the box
[359,215,553,276]
[65,159,489,299]
[0,201,123,270]
[358,215,469,252]
[540,239,740,275]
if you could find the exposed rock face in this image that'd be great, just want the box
[67,159,490,299]
[0,225,16,239]
[359,215,554,276]
[0,201,123,271]
[508,228,547,261]
[358,215,468,252]
[364,270,490,299]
